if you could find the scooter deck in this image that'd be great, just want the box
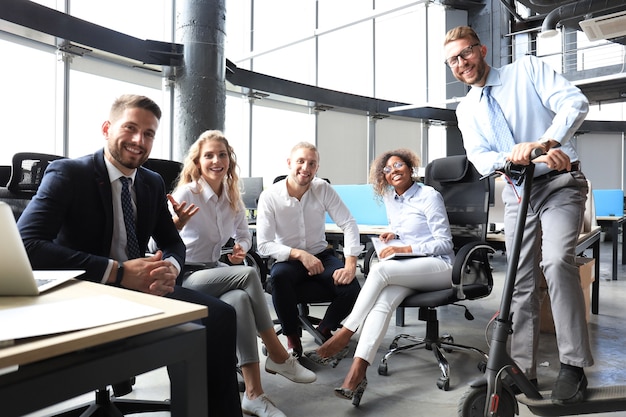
[518,386,626,416]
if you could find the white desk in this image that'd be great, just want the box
[0,280,208,417]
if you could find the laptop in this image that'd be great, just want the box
[0,201,84,296]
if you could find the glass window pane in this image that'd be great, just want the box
[318,21,373,96]
[375,6,427,103]
[250,0,316,53]
[253,39,316,85]
[225,94,251,176]
[0,38,57,164]
[250,105,315,187]
[67,69,166,159]
[69,0,171,41]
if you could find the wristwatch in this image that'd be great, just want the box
[538,138,560,151]
[115,262,125,287]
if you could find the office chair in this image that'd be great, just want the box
[376,154,494,391]
[142,158,183,193]
[0,152,66,220]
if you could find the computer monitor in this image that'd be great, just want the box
[241,177,264,210]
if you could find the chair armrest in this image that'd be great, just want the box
[451,241,495,300]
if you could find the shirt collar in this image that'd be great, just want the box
[104,156,137,184]
[393,181,421,200]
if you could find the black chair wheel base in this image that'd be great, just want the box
[378,362,388,376]
[437,377,450,391]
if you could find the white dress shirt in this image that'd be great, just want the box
[384,182,454,264]
[256,177,361,261]
[171,177,251,263]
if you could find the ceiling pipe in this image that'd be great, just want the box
[539,0,626,38]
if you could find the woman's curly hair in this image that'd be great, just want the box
[369,148,421,199]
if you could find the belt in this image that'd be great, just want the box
[533,161,580,182]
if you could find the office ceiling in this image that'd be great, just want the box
[510,0,626,105]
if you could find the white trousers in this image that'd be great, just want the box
[343,256,452,364]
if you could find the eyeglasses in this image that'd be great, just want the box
[445,43,480,68]
[383,161,405,174]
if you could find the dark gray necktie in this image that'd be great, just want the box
[119,176,141,259]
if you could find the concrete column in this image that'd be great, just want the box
[173,0,226,161]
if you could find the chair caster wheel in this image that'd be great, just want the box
[378,363,388,376]
[437,377,450,391]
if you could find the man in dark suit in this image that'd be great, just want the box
[17,94,242,417]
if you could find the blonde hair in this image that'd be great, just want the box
[369,149,421,198]
[444,25,481,46]
[176,130,242,212]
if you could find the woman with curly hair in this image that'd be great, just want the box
[169,130,316,417]
[305,148,454,406]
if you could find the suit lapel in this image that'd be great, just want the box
[93,150,114,254]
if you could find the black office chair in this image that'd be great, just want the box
[0,152,66,220]
[142,158,183,193]
[376,154,494,391]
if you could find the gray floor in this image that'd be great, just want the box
[24,240,626,417]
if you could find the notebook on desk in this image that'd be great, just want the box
[0,201,84,296]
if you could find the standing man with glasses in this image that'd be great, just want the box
[443,26,593,405]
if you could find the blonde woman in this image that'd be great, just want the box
[169,130,316,417]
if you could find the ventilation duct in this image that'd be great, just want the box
[539,0,626,38]
[579,10,626,41]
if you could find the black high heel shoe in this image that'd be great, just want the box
[334,377,368,406]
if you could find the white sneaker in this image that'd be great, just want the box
[242,393,286,417]
[265,355,317,383]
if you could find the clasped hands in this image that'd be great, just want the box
[293,248,356,285]
[121,250,178,296]
[508,140,571,172]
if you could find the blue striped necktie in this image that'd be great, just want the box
[119,176,141,260]
[482,86,515,152]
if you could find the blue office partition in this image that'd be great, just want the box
[593,189,624,217]
[325,184,388,226]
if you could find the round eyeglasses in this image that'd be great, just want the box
[445,43,480,68]
[383,161,405,174]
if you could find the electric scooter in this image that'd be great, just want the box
[459,150,626,417]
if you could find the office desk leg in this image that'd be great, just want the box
[622,221,626,266]
[592,238,600,315]
[169,340,207,416]
[612,222,619,280]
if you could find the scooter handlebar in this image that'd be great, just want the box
[481,147,546,180]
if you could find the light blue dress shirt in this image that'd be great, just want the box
[456,55,589,177]
[384,182,454,265]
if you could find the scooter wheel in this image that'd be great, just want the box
[458,385,516,417]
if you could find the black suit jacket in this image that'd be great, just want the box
[18,148,185,282]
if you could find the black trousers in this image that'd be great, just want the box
[169,286,242,417]
[269,249,361,336]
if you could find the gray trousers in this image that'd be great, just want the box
[183,264,274,366]
[503,170,594,379]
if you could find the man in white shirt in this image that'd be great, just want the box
[256,142,361,356]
